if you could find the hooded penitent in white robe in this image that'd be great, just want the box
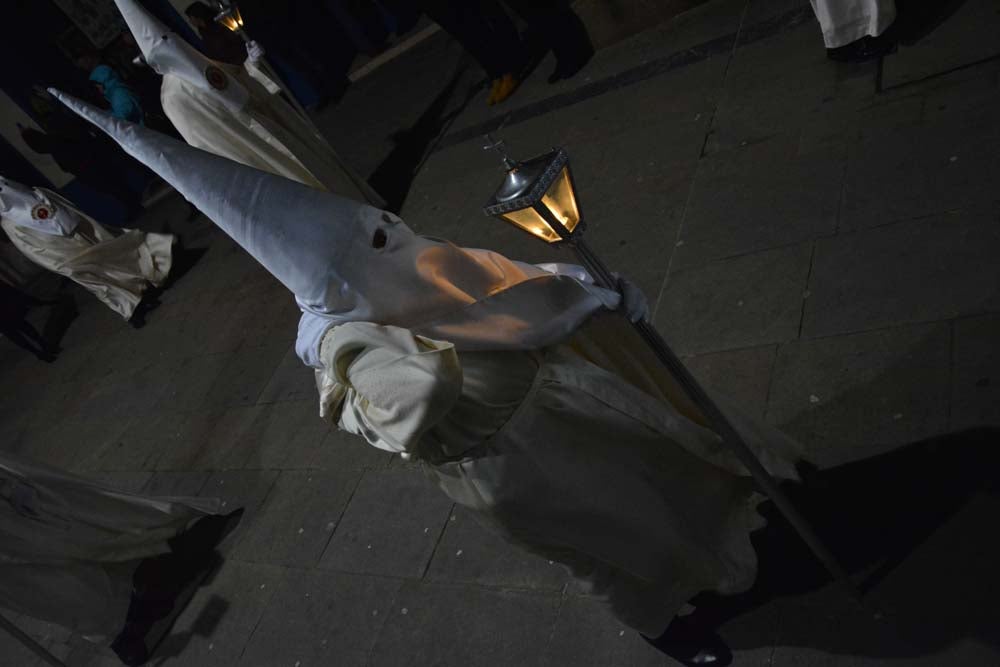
[0,179,172,321]
[57,90,803,637]
[0,452,218,642]
[112,0,382,205]
[810,0,897,48]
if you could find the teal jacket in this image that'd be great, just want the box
[89,65,144,125]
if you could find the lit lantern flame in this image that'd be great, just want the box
[215,4,244,32]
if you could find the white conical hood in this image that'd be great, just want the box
[50,88,361,305]
[52,88,619,367]
[113,0,248,111]
[113,0,171,61]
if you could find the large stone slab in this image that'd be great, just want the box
[233,469,362,568]
[840,108,1000,230]
[685,343,777,420]
[320,468,454,579]
[284,423,393,472]
[951,314,1000,430]
[425,506,569,591]
[881,0,1000,89]
[199,470,280,553]
[224,399,331,471]
[159,344,286,414]
[769,585,903,666]
[656,243,813,355]
[863,495,1000,666]
[148,406,260,472]
[240,570,402,667]
[768,322,951,465]
[710,19,876,154]
[255,345,316,405]
[15,415,137,473]
[802,213,1000,338]
[674,135,844,269]
[543,596,670,666]
[156,561,285,667]
[368,582,561,667]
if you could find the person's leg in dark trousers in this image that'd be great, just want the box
[0,319,55,362]
[504,0,593,83]
[420,0,526,104]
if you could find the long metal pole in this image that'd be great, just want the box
[232,28,385,206]
[231,30,324,137]
[570,236,862,602]
[0,613,68,667]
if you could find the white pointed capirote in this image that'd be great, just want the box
[111,0,248,111]
[51,89,621,365]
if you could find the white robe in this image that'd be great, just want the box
[810,0,897,48]
[0,453,217,642]
[316,314,801,635]
[1,189,173,320]
[161,65,382,205]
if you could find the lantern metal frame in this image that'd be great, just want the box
[483,137,865,608]
[484,147,584,243]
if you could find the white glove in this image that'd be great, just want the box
[615,274,650,323]
[246,40,265,63]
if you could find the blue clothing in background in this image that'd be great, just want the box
[89,65,144,125]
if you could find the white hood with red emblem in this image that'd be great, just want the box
[113,0,248,112]
[0,176,80,236]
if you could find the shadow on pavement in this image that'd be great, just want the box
[40,293,79,351]
[367,60,483,213]
[151,593,230,665]
[697,427,1000,658]
[896,0,971,46]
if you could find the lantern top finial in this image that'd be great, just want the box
[483,133,518,170]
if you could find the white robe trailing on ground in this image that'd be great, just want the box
[161,67,381,204]
[810,0,897,48]
[0,453,217,642]
[317,314,801,635]
[1,188,172,321]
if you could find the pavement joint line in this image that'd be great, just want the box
[796,241,818,340]
[435,4,816,152]
[314,465,367,563]
[653,0,757,317]
[881,51,1000,94]
[795,312,978,346]
[761,344,781,427]
[945,319,956,432]
[419,502,457,581]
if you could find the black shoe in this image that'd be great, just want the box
[548,46,594,84]
[128,295,161,329]
[826,32,897,63]
[642,614,733,666]
[35,351,58,363]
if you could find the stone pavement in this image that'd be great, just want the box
[3,0,1000,664]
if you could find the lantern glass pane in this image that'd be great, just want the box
[218,7,244,31]
[540,166,580,235]
[500,207,561,244]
